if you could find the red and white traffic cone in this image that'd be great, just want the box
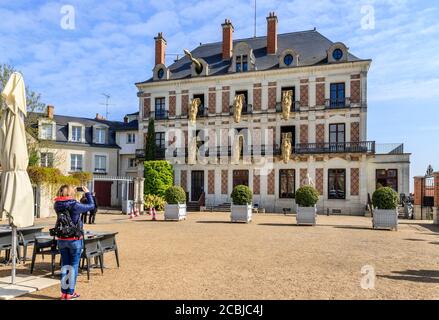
[152,207,157,221]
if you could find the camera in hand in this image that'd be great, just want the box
[76,187,84,192]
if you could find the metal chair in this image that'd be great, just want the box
[30,235,60,277]
[81,237,104,280]
[0,231,13,264]
[18,227,44,263]
[98,232,119,268]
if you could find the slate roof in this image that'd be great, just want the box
[136,30,363,84]
[31,113,138,148]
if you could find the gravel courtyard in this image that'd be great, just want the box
[4,212,439,300]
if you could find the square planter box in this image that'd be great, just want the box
[373,209,398,230]
[231,204,252,223]
[296,205,317,225]
[164,204,187,221]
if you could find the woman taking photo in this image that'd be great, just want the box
[53,185,95,300]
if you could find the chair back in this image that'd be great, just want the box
[99,233,116,251]
[84,238,101,256]
[19,228,44,242]
[0,231,12,249]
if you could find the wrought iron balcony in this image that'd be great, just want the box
[275,101,300,113]
[325,97,351,109]
[151,110,169,120]
[196,107,208,118]
[294,141,375,154]
[229,104,253,115]
[135,149,145,160]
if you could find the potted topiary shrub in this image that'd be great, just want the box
[295,185,319,225]
[230,185,253,223]
[164,186,187,221]
[372,187,398,230]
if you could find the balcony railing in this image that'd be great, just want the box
[275,101,300,113]
[325,97,351,109]
[229,104,253,115]
[155,147,166,160]
[375,143,404,154]
[135,149,145,160]
[151,110,169,120]
[294,141,375,154]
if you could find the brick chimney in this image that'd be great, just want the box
[124,116,129,123]
[47,105,54,119]
[266,12,278,55]
[154,32,166,66]
[95,113,106,120]
[222,19,234,60]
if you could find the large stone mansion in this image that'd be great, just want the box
[135,12,410,214]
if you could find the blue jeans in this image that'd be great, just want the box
[58,239,83,295]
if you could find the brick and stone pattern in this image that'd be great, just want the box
[253,83,262,111]
[315,168,324,195]
[268,126,276,147]
[253,170,260,195]
[208,87,216,114]
[434,173,439,208]
[268,82,277,111]
[267,170,275,195]
[169,91,176,117]
[180,170,187,192]
[208,128,216,147]
[300,168,308,187]
[221,170,228,195]
[316,82,325,106]
[350,77,361,103]
[350,122,360,142]
[316,124,325,144]
[351,168,360,196]
[413,177,422,206]
[143,94,151,118]
[222,86,230,113]
[300,124,308,144]
[208,170,215,194]
[181,90,189,116]
[300,80,309,107]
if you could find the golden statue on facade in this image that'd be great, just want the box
[281,133,292,164]
[184,49,203,75]
[281,90,293,120]
[233,94,245,123]
[188,98,201,124]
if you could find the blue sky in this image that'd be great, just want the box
[0,0,438,189]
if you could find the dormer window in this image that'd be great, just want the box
[236,55,248,72]
[95,127,106,144]
[40,123,53,140]
[69,122,85,143]
[157,68,165,79]
[39,119,56,141]
[332,48,343,61]
[283,54,294,66]
[71,126,82,142]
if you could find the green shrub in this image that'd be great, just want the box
[144,194,166,211]
[164,186,186,204]
[231,185,253,205]
[144,161,173,197]
[372,187,398,210]
[27,167,80,186]
[71,171,92,184]
[295,185,319,207]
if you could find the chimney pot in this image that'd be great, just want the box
[154,32,167,66]
[266,12,278,55]
[124,116,129,123]
[47,105,54,119]
[222,19,234,60]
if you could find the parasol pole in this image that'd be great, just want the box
[9,217,17,284]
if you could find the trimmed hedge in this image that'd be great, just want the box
[144,161,173,197]
[28,167,81,186]
[372,187,398,210]
[144,194,166,211]
[295,185,319,207]
[231,185,253,205]
[164,186,186,204]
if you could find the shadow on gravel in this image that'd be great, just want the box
[196,221,231,224]
[378,269,439,283]
[258,223,299,227]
